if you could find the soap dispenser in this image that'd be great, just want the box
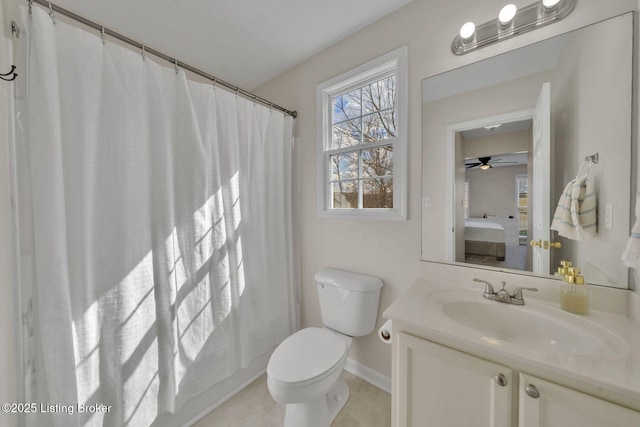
[560,267,589,314]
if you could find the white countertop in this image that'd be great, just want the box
[384,278,640,412]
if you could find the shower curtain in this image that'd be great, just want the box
[17,6,295,427]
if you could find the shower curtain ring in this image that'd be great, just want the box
[141,45,146,61]
[174,59,179,74]
[28,0,33,15]
[48,2,56,24]
[100,27,106,44]
[235,87,239,98]
[212,77,217,89]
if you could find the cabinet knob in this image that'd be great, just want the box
[494,373,508,387]
[525,384,540,398]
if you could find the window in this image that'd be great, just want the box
[317,46,407,219]
[516,174,528,240]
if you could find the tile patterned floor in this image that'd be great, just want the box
[192,371,391,427]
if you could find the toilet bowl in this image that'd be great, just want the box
[266,268,383,427]
[267,327,352,426]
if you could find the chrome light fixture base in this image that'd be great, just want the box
[452,0,576,55]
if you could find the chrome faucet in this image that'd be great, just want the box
[473,278,496,300]
[474,278,538,305]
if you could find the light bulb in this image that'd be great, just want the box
[459,22,476,40]
[498,4,517,25]
[542,0,561,8]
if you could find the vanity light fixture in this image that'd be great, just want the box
[452,0,576,55]
[484,124,502,132]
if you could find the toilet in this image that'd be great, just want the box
[267,268,383,427]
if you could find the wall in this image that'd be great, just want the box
[254,0,638,378]
[0,0,16,425]
[551,14,632,287]
[467,164,528,219]
[464,129,530,219]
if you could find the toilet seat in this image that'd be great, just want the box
[268,327,347,388]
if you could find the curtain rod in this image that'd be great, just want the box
[26,0,298,118]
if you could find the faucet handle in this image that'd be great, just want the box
[512,287,538,300]
[474,278,495,297]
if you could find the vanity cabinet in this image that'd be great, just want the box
[394,332,640,427]
[395,332,512,427]
[519,373,640,427]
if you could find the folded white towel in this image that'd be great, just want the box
[622,193,640,269]
[550,176,597,240]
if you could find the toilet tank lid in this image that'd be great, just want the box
[314,268,383,292]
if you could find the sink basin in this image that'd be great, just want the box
[429,290,628,356]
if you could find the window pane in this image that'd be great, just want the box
[332,120,361,148]
[332,181,358,209]
[363,76,396,114]
[362,145,393,177]
[332,89,361,123]
[330,152,358,181]
[363,178,393,209]
[363,109,396,142]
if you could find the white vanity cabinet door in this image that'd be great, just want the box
[519,373,640,427]
[395,332,512,427]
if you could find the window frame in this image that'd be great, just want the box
[516,173,528,238]
[316,46,408,220]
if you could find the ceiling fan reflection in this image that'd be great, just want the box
[465,156,517,169]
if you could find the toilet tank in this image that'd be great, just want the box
[314,268,383,337]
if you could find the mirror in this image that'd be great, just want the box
[421,14,633,289]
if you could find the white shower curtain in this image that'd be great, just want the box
[18,6,294,426]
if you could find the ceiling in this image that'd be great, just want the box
[50,0,414,90]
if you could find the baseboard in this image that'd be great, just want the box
[344,358,391,394]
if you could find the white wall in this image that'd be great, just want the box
[254,0,638,377]
[467,164,528,219]
[0,0,17,425]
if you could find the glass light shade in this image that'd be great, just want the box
[542,0,561,8]
[480,164,491,170]
[459,22,476,40]
[498,4,517,24]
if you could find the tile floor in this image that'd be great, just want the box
[193,371,391,427]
